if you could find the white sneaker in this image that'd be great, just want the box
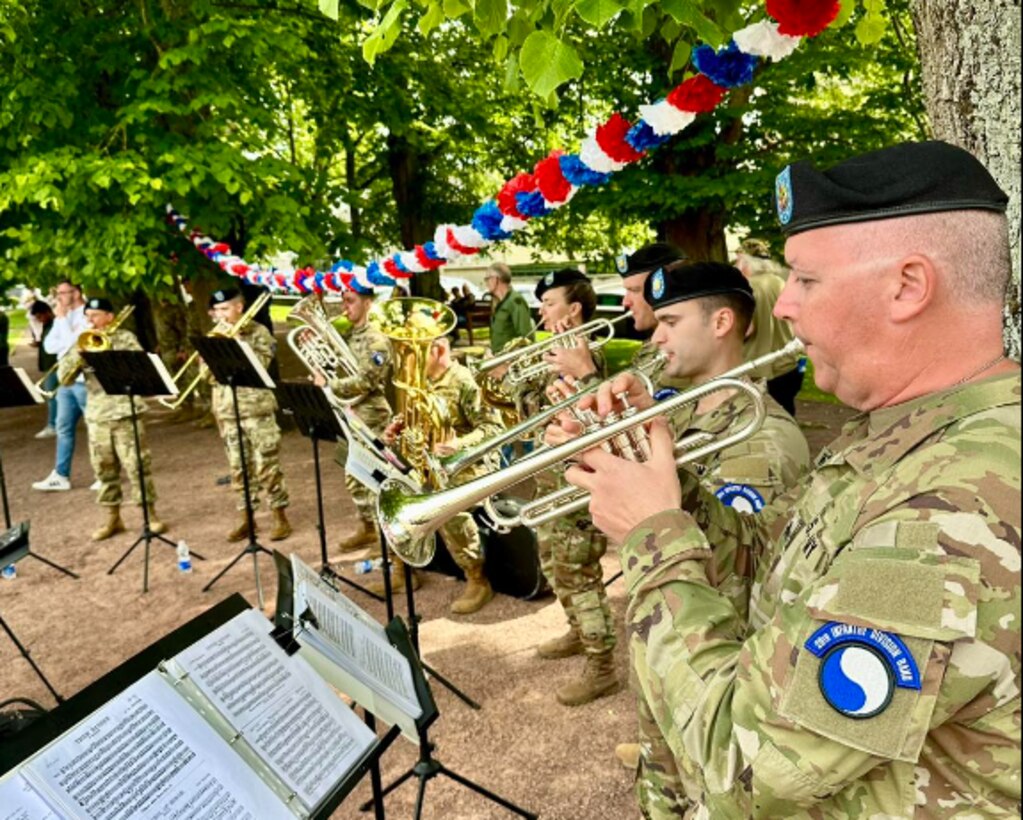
[34,426,57,439]
[31,471,71,492]
[90,479,102,491]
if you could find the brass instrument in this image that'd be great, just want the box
[377,340,804,566]
[285,295,362,406]
[369,297,458,565]
[157,291,272,410]
[50,305,136,391]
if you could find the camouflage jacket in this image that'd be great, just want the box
[60,328,148,424]
[210,322,277,420]
[622,372,1021,818]
[427,361,503,481]
[329,322,392,426]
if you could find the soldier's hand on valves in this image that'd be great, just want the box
[565,417,680,544]
[311,369,327,388]
[587,371,656,418]
[544,414,583,447]
[543,336,596,381]
[433,440,458,457]
[382,418,404,446]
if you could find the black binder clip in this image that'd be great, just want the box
[269,623,301,656]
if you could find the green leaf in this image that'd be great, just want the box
[493,34,509,62]
[833,0,855,27]
[855,14,886,44]
[442,0,471,17]
[318,0,340,19]
[417,1,444,34]
[669,38,691,76]
[518,30,583,98]
[362,0,408,65]
[474,0,508,37]
[660,0,725,46]
[506,12,533,47]
[575,0,624,29]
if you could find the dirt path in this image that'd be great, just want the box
[0,339,854,819]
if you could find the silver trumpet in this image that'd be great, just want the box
[286,295,363,406]
[377,340,804,566]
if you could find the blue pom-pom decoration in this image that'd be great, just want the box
[515,190,551,217]
[626,121,671,152]
[472,201,513,240]
[559,155,612,187]
[692,41,758,89]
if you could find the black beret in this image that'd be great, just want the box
[776,140,1009,236]
[616,242,687,277]
[85,297,114,313]
[534,268,590,300]
[644,261,754,311]
[208,287,241,308]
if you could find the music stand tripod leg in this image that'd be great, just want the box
[202,382,271,608]
[0,614,64,704]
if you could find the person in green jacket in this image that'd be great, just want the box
[484,262,533,354]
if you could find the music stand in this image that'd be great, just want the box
[195,336,275,607]
[83,351,204,594]
[275,382,383,603]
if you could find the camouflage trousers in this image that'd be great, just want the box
[440,512,484,572]
[536,512,615,654]
[633,685,693,818]
[344,470,378,524]
[217,414,289,511]
[88,418,157,507]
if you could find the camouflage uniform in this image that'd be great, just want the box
[632,381,811,817]
[623,373,1021,818]
[427,361,503,571]
[59,329,156,507]
[328,321,393,522]
[211,322,289,511]
[511,348,615,656]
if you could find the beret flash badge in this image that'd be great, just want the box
[805,622,922,719]
[544,271,555,286]
[650,269,666,300]
[615,252,629,274]
[776,166,793,225]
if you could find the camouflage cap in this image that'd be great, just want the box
[737,238,771,259]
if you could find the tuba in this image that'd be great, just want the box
[157,291,272,410]
[286,295,362,406]
[55,305,136,388]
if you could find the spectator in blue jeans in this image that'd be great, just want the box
[32,281,88,492]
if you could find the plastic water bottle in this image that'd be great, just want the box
[1,564,16,580]
[176,541,193,573]
[354,558,383,575]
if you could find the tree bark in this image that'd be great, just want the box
[386,133,443,301]
[911,0,1021,359]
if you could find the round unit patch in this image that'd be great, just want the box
[371,351,386,367]
[650,269,666,300]
[714,483,766,514]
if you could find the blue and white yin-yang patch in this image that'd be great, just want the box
[805,621,922,719]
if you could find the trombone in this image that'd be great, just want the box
[377,340,804,566]
[37,305,136,397]
[157,291,272,410]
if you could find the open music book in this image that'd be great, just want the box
[0,609,375,820]
[289,555,423,740]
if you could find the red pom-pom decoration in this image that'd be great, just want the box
[596,113,645,164]
[666,74,727,114]
[534,150,572,204]
[766,0,840,38]
[414,245,445,270]
[383,258,413,279]
[497,173,537,219]
[230,263,249,276]
[446,228,481,256]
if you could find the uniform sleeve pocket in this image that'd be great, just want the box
[779,545,980,762]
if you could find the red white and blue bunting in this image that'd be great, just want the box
[167,0,839,295]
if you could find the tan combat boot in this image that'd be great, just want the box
[367,557,422,597]
[536,627,584,660]
[450,566,494,615]
[615,742,640,770]
[337,518,379,554]
[92,506,126,541]
[555,651,620,706]
[227,512,256,542]
[269,508,292,541]
[147,505,167,535]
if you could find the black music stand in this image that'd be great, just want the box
[83,351,203,594]
[196,336,274,607]
[276,382,383,603]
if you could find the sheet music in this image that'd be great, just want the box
[21,671,293,820]
[0,774,58,820]
[291,567,421,720]
[146,353,178,396]
[236,340,275,388]
[170,609,374,810]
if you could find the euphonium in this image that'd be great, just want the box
[56,305,136,388]
[157,291,272,410]
[377,340,804,566]
[285,295,362,406]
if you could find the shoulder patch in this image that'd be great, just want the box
[653,387,679,402]
[805,621,922,720]
[371,351,386,367]
[714,483,766,514]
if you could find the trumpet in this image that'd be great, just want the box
[40,305,136,395]
[285,295,362,406]
[377,340,804,566]
[157,291,271,410]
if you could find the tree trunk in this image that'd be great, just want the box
[387,134,443,301]
[911,0,1021,359]
[660,208,728,262]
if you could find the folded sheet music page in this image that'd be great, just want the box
[167,608,375,811]
[21,670,294,820]
[0,773,59,820]
[289,555,422,737]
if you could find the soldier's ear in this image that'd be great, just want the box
[889,254,935,324]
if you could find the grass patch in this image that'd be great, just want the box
[796,359,841,405]
[5,308,29,349]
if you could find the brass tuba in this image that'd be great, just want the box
[56,305,136,388]
[285,295,363,406]
[157,290,272,410]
